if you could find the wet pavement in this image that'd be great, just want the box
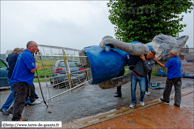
[84,92,194,129]
[0,76,193,128]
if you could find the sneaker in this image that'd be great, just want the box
[129,104,135,108]
[159,98,169,104]
[31,99,41,104]
[140,101,145,106]
[0,109,10,115]
[145,91,150,95]
[37,98,43,102]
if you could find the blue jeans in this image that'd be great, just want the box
[1,79,31,110]
[131,73,146,104]
[1,78,15,110]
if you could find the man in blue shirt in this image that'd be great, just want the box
[11,41,39,121]
[153,49,182,107]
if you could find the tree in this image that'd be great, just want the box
[107,0,193,43]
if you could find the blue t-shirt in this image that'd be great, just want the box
[165,56,182,79]
[11,49,36,85]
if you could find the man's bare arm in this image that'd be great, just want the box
[30,63,39,73]
[153,58,166,68]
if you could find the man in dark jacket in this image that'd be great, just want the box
[130,50,156,108]
[0,48,22,115]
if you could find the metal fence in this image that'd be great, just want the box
[35,44,88,105]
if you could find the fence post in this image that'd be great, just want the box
[62,48,73,88]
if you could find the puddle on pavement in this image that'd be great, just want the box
[125,115,157,127]
[135,117,157,127]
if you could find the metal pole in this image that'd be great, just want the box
[34,52,48,107]
[62,48,73,88]
[36,69,48,107]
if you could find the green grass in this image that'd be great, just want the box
[37,60,54,70]
[35,70,53,78]
[34,78,50,83]
[34,60,54,83]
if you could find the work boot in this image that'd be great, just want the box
[18,117,28,121]
[8,107,13,114]
[159,98,169,104]
[114,94,122,97]
[174,103,180,107]
[25,103,35,106]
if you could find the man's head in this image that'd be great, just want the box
[169,49,178,58]
[146,50,156,59]
[26,41,38,54]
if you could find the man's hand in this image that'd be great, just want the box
[153,58,166,68]
[34,57,38,62]
[153,58,159,63]
[140,54,146,61]
[35,48,39,54]
[36,63,39,69]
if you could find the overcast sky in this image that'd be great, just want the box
[1,1,193,53]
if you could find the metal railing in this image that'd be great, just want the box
[35,44,89,105]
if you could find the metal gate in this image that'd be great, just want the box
[34,44,88,105]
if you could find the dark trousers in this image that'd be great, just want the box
[12,82,30,121]
[146,70,152,92]
[163,77,182,106]
[116,86,122,95]
[30,83,39,103]
[116,68,125,95]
